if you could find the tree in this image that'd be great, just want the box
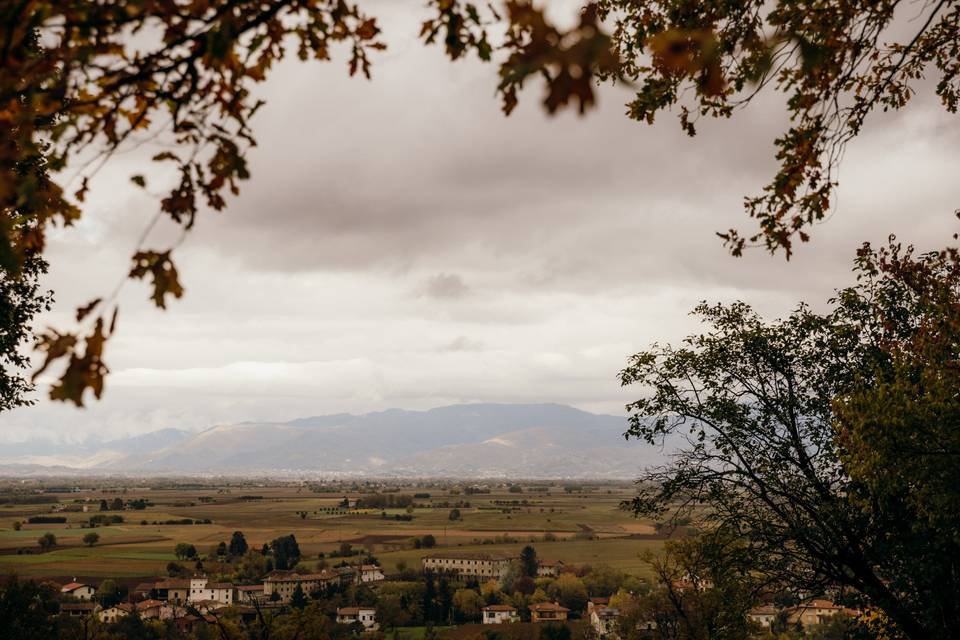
[216,541,227,558]
[582,565,636,599]
[37,533,56,551]
[99,500,108,512]
[228,531,248,557]
[638,532,758,640]
[512,576,536,596]
[423,572,438,623]
[82,532,99,547]
[377,593,409,630]
[0,251,51,411]
[0,576,61,639]
[12,521,21,531]
[539,623,571,640]
[520,545,539,578]
[421,534,436,549]
[271,534,301,570]
[448,508,461,521]
[237,550,267,582]
[290,583,308,610]
[546,574,588,613]
[110,497,124,511]
[174,542,197,561]
[619,239,960,639]
[97,579,120,608]
[453,588,484,623]
[431,1,960,258]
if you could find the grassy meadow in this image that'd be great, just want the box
[0,481,666,581]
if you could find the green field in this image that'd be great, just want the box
[0,481,666,580]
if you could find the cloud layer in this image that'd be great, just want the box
[2,4,958,443]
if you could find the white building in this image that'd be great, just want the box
[337,606,378,630]
[537,560,564,578]
[60,581,96,601]
[422,553,514,580]
[360,564,385,583]
[748,605,777,628]
[590,606,620,638]
[188,576,237,605]
[98,603,133,623]
[482,605,519,624]
[263,570,342,602]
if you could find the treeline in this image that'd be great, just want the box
[354,493,414,509]
[0,494,58,505]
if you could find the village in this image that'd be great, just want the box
[48,542,859,639]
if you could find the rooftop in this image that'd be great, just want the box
[530,602,570,612]
[423,552,514,561]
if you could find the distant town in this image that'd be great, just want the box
[1,478,858,639]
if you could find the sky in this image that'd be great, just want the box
[2,3,958,443]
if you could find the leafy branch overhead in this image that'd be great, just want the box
[424,0,960,256]
[1,0,385,406]
[3,0,959,406]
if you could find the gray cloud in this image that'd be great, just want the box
[421,273,469,299]
[2,3,957,442]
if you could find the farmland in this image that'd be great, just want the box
[0,480,670,582]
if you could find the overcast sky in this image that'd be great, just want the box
[2,3,958,443]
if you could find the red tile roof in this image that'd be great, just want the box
[530,602,570,612]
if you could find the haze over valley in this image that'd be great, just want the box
[0,404,658,478]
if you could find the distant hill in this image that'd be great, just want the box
[0,404,659,478]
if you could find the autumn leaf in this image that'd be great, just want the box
[129,250,184,309]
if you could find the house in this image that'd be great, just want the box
[237,584,266,603]
[188,575,237,604]
[159,603,190,621]
[98,603,134,623]
[537,560,564,578]
[191,600,232,614]
[748,604,778,628]
[422,552,515,580]
[59,602,97,617]
[590,605,620,638]
[134,599,166,620]
[530,602,570,622]
[172,613,218,634]
[60,581,96,601]
[587,598,609,614]
[482,604,519,624]
[787,600,855,629]
[333,565,358,584]
[359,564,385,583]
[153,579,190,603]
[263,570,341,602]
[337,606,378,630]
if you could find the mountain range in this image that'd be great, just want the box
[0,404,661,478]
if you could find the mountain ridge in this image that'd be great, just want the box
[0,403,655,478]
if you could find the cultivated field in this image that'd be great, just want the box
[0,480,668,581]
